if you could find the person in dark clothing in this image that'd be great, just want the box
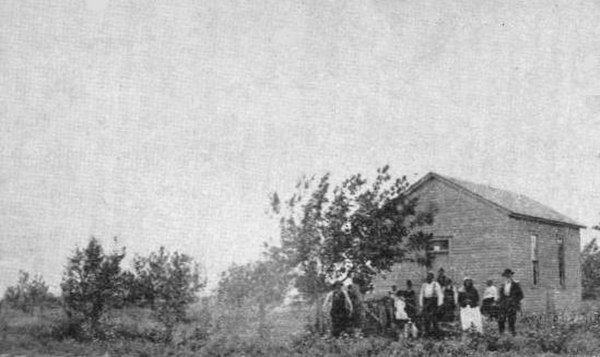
[382,294,396,330]
[327,282,353,337]
[458,279,479,308]
[437,268,449,286]
[438,278,458,323]
[402,280,417,321]
[498,269,524,336]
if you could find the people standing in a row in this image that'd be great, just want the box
[415,268,523,337]
[324,268,523,338]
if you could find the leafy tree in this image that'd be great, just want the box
[582,238,600,299]
[3,270,50,314]
[266,166,435,304]
[216,259,290,337]
[133,247,204,341]
[61,237,126,339]
[119,270,140,306]
[132,249,167,309]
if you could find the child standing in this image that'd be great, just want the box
[481,280,499,320]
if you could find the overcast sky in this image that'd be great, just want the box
[1,0,600,292]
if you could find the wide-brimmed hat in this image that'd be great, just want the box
[502,269,515,277]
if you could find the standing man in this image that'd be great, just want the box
[498,269,524,336]
[419,272,443,338]
[324,281,353,337]
[437,268,449,286]
[438,278,458,323]
[347,281,365,335]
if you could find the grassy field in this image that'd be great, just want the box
[0,300,599,356]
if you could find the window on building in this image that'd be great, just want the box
[428,237,450,254]
[531,235,539,285]
[558,237,565,287]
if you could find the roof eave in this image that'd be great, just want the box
[508,213,586,230]
[408,172,586,230]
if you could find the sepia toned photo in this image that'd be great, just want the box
[1,0,600,356]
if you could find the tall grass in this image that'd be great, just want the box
[0,300,599,356]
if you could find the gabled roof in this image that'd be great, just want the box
[408,172,585,229]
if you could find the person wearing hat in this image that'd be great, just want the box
[498,269,524,336]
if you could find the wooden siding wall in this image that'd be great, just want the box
[509,219,581,313]
[370,178,582,313]
[371,178,511,298]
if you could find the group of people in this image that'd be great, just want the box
[388,280,418,337]
[407,267,524,338]
[323,280,366,337]
[324,267,524,339]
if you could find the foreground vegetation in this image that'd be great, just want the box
[1,299,600,356]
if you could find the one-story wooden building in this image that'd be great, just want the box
[372,172,584,313]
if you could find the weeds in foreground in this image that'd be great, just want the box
[1,304,600,356]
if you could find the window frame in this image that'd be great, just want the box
[531,234,539,286]
[428,236,451,254]
[557,236,566,288]
[532,260,540,286]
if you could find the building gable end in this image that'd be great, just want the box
[407,172,511,217]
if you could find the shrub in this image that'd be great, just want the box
[60,237,126,340]
[3,271,51,314]
[133,247,204,341]
[582,239,600,299]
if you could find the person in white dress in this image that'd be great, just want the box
[457,277,483,333]
[391,292,418,339]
